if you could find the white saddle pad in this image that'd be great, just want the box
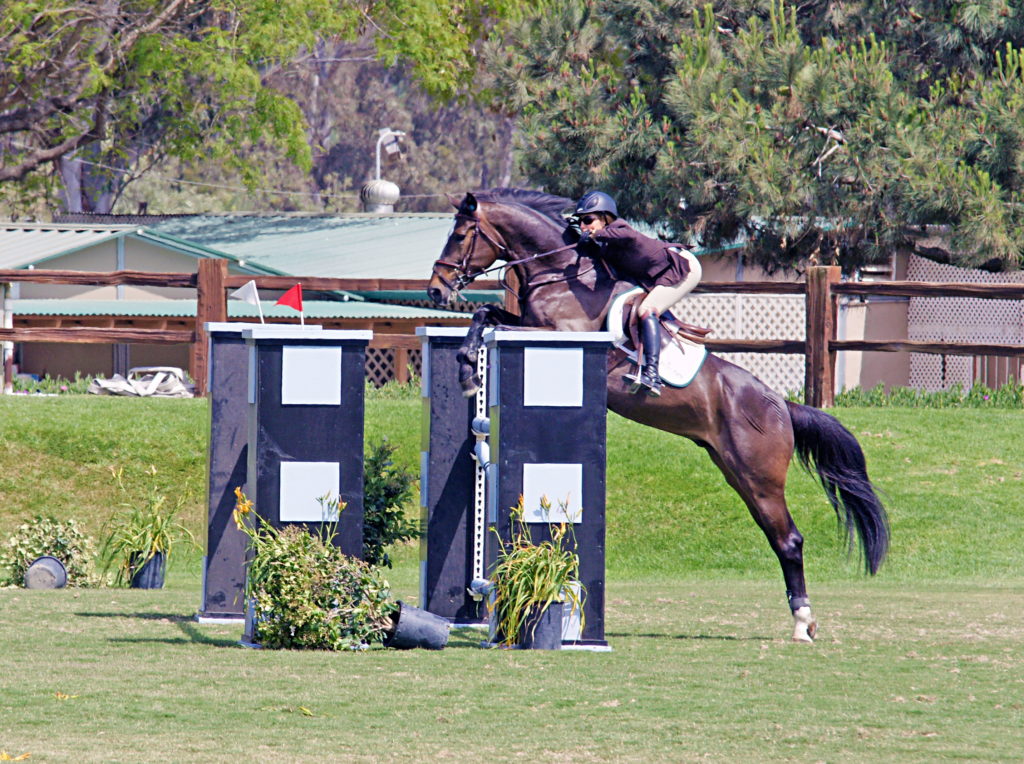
[606,287,707,388]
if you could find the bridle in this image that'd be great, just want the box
[430,213,511,296]
[431,212,591,301]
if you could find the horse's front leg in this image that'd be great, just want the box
[457,305,521,397]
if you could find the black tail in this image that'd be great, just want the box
[787,401,890,574]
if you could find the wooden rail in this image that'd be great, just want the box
[3,264,1023,406]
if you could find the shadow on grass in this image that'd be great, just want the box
[605,631,774,641]
[76,611,242,647]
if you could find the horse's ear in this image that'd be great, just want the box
[446,193,462,209]
[461,192,478,214]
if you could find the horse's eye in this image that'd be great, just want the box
[450,233,466,242]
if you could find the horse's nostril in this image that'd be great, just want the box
[427,287,442,304]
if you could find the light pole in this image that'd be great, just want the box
[375,128,405,181]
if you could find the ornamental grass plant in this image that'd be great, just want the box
[101,467,196,586]
[490,496,585,646]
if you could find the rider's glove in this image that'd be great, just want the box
[565,222,583,243]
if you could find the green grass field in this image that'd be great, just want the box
[1,395,1023,761]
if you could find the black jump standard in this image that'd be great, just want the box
[483,329,613,649]
[416,327,485,625]
[199,322,270,621]
[243,326,370,557]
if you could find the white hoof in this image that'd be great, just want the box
[791,606,817,643]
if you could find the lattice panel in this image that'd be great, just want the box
[363,347,424,387]
[365,348,395,387]
[677,294,806,393]
[907,255,1024,391]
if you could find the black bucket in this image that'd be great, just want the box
[24,556,67,589]
[519,601,564,650]
[383,601,450,650]
[130,552,166,589]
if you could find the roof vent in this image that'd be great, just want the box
[360,179,400,213]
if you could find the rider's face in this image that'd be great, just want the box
[579,213,608,234]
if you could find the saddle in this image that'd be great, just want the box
[606,288,711,388]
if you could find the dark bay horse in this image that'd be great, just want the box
[428,188,889,642]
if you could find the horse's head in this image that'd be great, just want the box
[428,192,511,306]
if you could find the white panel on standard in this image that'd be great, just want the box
[279,461,341,522]
[522,463,583,523]
[281,346,342,405]
[523,347,583,407]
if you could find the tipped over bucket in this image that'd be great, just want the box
[24,556,67,589]
[383,601,450,650]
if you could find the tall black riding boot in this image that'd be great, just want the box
[626,314,662,397]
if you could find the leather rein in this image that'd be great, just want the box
[431,213,596,301]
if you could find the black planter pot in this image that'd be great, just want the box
[518,601,564,650]
[383,601,450,650]
[24,555,68,589]
[130,552,166,589]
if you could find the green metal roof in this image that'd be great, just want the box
[352,289,502,304]
[12,298,465,320]
[0,223,274,273]
[149,213,454,280]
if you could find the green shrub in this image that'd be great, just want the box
[0,516,101,587]
[12,372,92,395]
[362,438,419,567]
[235,492,397,650]
[833,379,1024,408]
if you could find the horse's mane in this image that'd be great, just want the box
[473,188,572,225]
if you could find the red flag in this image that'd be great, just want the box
[276,284,303,312]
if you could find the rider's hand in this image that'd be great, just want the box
[565,222,583,242]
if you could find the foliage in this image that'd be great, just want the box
[11,372,93,395]
[833,379,1024,408]
[0,0,533,215]
[489,496,584,646]
[101,467,196,586]
[483,0,1024,272]
[362,439,419,568]
[0,515,100,587]
[233,489,397,650]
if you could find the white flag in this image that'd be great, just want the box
[230,280,260,305]
[229,280,265,323]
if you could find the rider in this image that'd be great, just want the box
[568,190,702,397]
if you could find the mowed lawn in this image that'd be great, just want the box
[1,395,1022,761]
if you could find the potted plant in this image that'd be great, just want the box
[489,496,585,650]
[102,468,196,588]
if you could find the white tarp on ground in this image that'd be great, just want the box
[87,367,194,398]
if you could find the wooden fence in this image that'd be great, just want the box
[3,262,1024,407]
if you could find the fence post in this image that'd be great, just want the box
[1,282,12,394]
[193,260,228,396]
[805,265,841,408]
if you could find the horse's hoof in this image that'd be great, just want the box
[791,607,817,643]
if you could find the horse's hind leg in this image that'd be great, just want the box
[703,443,818,643]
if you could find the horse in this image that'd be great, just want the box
[428,188,889,642]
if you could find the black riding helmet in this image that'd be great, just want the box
[575,190,618,219]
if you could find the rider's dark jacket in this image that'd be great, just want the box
[577,219,690,291]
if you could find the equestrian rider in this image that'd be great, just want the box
[568,190,701,397]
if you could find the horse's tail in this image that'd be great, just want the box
[786,401,890,574]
